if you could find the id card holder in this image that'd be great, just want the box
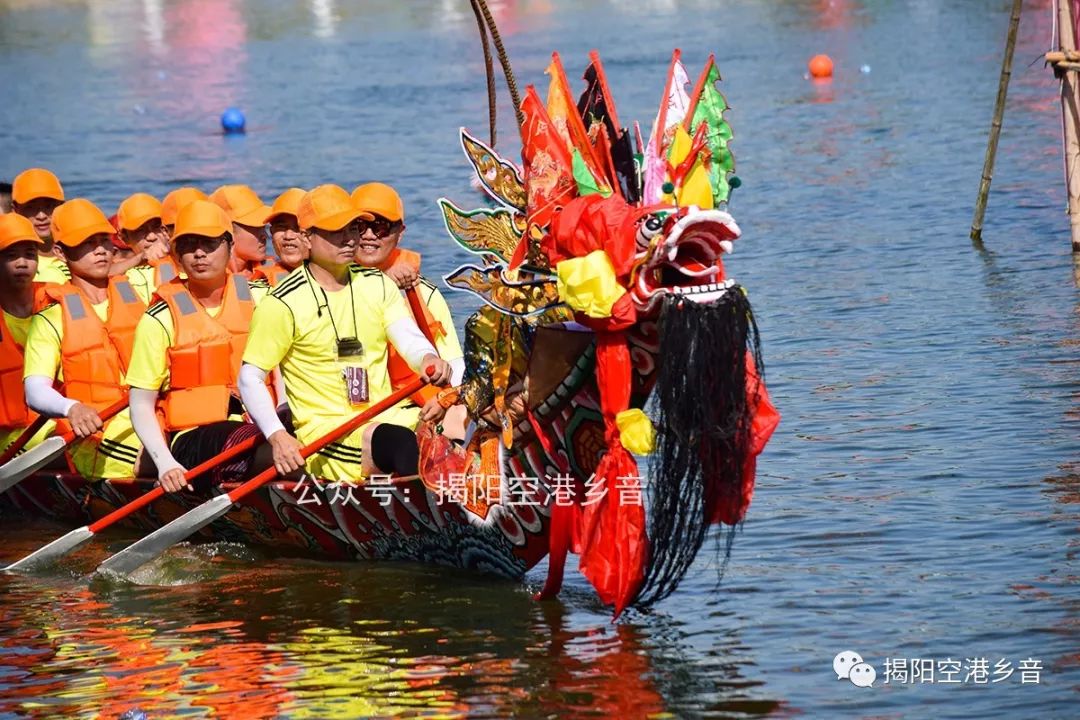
[343,366,369,405]
[336,338,368,406]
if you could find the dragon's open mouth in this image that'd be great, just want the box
[630,209,741,310]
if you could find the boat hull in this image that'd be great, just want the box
[2,473,551,580]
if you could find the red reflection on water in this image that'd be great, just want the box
[810,0,860,31]
[162,0,248,123]
[0,586,298,719]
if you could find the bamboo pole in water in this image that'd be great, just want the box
[1057,0,1080,252]
[970,0,1024,244]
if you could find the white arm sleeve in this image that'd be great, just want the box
[386,318,439,373]
[272,368,289,412]
[239,362,286,438]
[24,375,77,418]
[451,357,465,386]
[129,387,182,476]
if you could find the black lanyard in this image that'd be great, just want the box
[304,263,363,357]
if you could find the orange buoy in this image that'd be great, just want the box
[808,54,834,79]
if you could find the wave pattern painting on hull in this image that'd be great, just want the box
[2,474,549,580]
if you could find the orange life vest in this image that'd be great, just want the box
[154,273,265,431]
[251,261,293,287]
[0,283,50,429]
[47,278,145,413]
[387,287,445,407]
[150,258,178,287]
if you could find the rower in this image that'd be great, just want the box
[351,182,466,433]
[208,185,271,279]
[11,168,70,285]
[110,193,178,303]
[238,184,452,481]
[22,199,147,480]
[0,214,54,456]
[161,187,208,238]
[253,188,308,286]
[126,200,270,492]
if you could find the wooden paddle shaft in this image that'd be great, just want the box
[86,433,264,533]
[224,373,430,505]
[405,286,437,345]
[59,397,131,443]
[0,415,49,466]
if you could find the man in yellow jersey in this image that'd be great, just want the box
[23,199,147,480]
[109,193,178,303]
[239,184,451,482]
[253,188,309,287]
[0,214,55,456]
[352,182,466,432]
[161,187,208,237]
[10,168,70,284]
[209,185,271,278]
[127,200,271,492]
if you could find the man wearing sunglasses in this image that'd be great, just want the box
[125,200,272,492]
[351,183,466,433]
[239,184,451,483]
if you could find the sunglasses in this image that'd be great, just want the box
[356,217,400,237]
[175,234,228,255]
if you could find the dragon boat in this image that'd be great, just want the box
[3,48,778,616]
[4,470,550,579]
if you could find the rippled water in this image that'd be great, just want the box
[1,0,1078,717]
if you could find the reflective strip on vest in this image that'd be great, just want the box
[158,263,177,283]
[115,280,139,305]
[173,292,198,316]
[66,293,87,321]
[233,275,252,302]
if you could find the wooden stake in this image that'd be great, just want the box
[971,0,1024,244]
[1058,0,1080,252]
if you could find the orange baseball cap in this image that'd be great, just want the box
[266,188,306,223]
[0,213,44,251]
[298,184,372,232]
[116,193,163,231]
[351,182,404,222]
[12,168,65,205]
[172,200,233,241]
[209,184,272,226]
[162,187,208,226]
[50,199,115,247]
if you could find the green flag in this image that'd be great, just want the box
[689,62,735,204]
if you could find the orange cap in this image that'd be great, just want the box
[50,199,115,247]
[267,187,307,223]
[351,182,404,222]
[172,200,233,241]
[12,168,65,205]
[0,213,44,251]
[209,185,272,226]
[162,187,208,226]
[116,193,162,231]
[298,184,372,232]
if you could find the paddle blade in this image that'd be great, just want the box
[95,494,234,576]
[0,436,67,493]
[4,525,95,573]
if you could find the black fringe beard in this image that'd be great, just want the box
[633,287,764,607]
